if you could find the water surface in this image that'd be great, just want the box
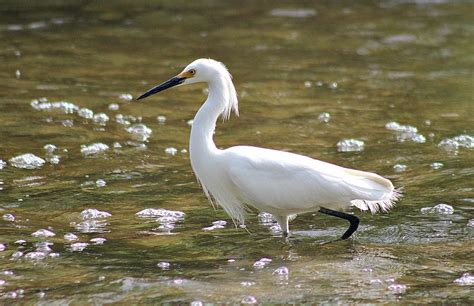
[0,1,473,303]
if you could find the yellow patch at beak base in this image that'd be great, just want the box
[177,71,194,79]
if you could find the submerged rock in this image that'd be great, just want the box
[420,203,454,215]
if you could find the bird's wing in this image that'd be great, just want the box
[224,146,397,214]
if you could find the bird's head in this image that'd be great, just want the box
[136,58,238,119]
[137,58,229,99]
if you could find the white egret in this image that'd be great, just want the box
[137,58,401,239]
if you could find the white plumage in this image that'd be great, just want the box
[137,58,401,238]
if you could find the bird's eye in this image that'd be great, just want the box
[189,69,196,75]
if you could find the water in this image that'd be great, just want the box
[0,1,473,303]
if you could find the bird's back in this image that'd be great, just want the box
[223,146,397,215]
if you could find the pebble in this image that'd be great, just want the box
[337,139,365,152]
[31,229,56,238]
[9,153,46,169]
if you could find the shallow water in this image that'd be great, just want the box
[0,1,473,303]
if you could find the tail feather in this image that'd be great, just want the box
[342,168,402,214]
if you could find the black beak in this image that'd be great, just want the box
[136,76,186,100]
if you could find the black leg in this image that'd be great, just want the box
[319,207,359,240]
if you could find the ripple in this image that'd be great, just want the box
[80,143,109,156]
[420,203,454,215]
[126,124,152,142]
[119,93,133,101]
[72,219,108,233]
[9,153,46,169]
[157,115,167,124]
[430,162,444,169]
[337,139,365,152]
[270,8,316,18]
[241,295,257,304]
[273,266,289,275]
[387,283,407,293]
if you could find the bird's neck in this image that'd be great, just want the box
[189,77,228,162]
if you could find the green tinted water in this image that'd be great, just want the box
[0,1,473,303]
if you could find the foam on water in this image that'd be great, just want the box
[108,103,120,111]
[203,220,227,231]
[90,237,106,245]
[438,134,474,151]
[126,124,152,142]
[43,144,57,153]
[72,219,109,233]
[2,214,15,222]
[393,164,407,172]
[70,242,88,252]
[157,115,167,124]
[337,139,365,152]
[253,257,272,269]
[93,113,110,125]
[385,121,426,143]
[0,159,6,169]
[9,153,46,169]
[420,203,454,215]
[0,244,5,251]
[136,208,185,219]
[241,295,257,304]
[81,209,112,219]
[78,108,94,119]
[318,112,331,123]
[95,179,107,187]
[119,93,133,101]
[31,99,79,114]
[80,143,109,156]
[430,162,444,169]
[31,229,56,238]
[157,262,170,270]
[64,233,78,241]
[165,147,178,156]
[454,273,474,285]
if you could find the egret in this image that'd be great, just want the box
[137,58,401,239]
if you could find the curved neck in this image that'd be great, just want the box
[189,77,228,159]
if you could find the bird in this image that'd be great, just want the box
[137,58,401,240]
